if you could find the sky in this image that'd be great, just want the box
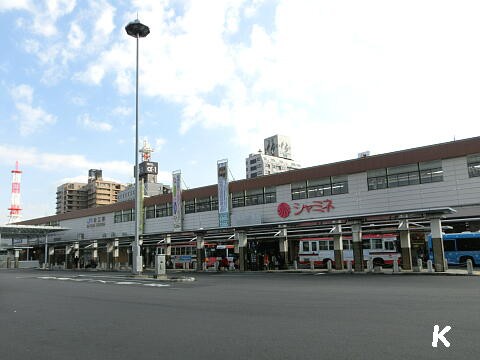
[1,0,479,222]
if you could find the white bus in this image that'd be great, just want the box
[299,234,401,267]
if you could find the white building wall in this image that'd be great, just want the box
[45,156,480,241]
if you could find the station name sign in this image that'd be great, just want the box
[87,216,106,228]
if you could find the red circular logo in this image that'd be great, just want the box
[277,202,291,218]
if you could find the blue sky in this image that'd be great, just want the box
[1,0,479,221]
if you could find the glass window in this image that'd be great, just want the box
[232,192,245,208]
[211,197,219,211]
[443,240,456,252]
[291,182,307,200]
[342,240,352,250]
[384,241,395,251]
[328,240,334,250]
[419,160,443,183]
[114,211,122,223]
[467,154,480,178]
[372,239,383,249]
[264,187,276,204]
[307,178,331,198]
[362,240,371,249]
[311,242,318,252]
[331,176,348,195]
[302,241,310,252]
[318,241,329,250]
[367,169,387,190]
[456,238,480,251]
[145,206,155,219]
[185,200,195,214]
[245,189,264,206]
[195,198,211,213]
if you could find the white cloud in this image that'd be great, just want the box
[0,0,32,12]
[112,106,132,116]
[77,113,112,132]
[0,144,132,179]
[67,22,85,49]
[10,84,57,136]
[154,137,166,151]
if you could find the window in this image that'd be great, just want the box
[264,187,276,204]
[419,160,443,183]
[302,242,310,252]
[311,242,318,252]
[372,239,383,250]
[368,161,444,190]
[114,211,122,223]
[232,192,245,208]
[145,206,155,219]
[342,240,352,250]
[156,203,172,217]
[362,240,371,249]
[467,154,480,178]
[211,197,219,211]
[456,238,480,251]
[250,166,257,171]
[291,182,307,200]
[331,176,348,195]
[318,241,329,250]
[250,159,257,165]
[185,200,195,214]
[245,189,264,206]
[307,178,331,198]
[384,241,395,251]
[443,240,456,252]
[195,198,211,213]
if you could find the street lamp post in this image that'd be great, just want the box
[125,18,150,275]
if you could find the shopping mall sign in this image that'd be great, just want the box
[277,199,335,219]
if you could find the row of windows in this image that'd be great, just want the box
[367,161,443,190]
[291,176,348,200]
[232,188,276,208]
[114,209,136,223]
[185,197,219,214]
[301,239,395,252]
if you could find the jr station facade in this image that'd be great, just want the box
[9,136,480,272]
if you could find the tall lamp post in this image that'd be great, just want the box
[125,18,150,274]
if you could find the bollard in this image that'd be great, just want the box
[393,259,400,273]
[294,260,298,270]
[467,259,473,275]
[367,258,374,272]
[427,260,433,273]
[347,260,353,273]
[327,260,332,272]
[202,261,207,271]
[417,258,423,271]
[444,259,448,271]
[310,260,315,271]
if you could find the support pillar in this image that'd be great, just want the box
[399,219,412,270]
[278,227,288,270]
[74,242,80,269]
[113,239,119,270]
[14,249,19,268]
[235,230,247,271]
[332,224,344,270]
[44,234,48,269]
[165,234,172,267]
[93,240,98,267]
[196,232,205,272]
[430,217,445,272]
[352,222,364,272]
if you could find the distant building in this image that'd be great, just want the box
[117,139,171,202]
[246,135,301,178]
[56,169,125,214]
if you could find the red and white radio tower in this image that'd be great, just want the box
[7,161,22,224]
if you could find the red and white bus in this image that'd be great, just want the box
[298,234,401,267]
[160,242,236,269]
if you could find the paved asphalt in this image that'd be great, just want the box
[0,269,479,360]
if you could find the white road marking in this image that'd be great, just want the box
[36,276,170,287]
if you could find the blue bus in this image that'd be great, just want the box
[428,232,480,266]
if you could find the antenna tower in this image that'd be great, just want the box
[7,161,22,224]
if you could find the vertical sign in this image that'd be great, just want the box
[217,159,230,227]
[172,170,182,232]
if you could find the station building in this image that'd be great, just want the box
[8,136,480,272]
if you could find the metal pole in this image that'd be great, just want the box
[44,233,48,269]
[133,32,142,275]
